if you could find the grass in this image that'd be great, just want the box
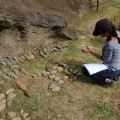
[1,1,120,120]
[8,37,120,120]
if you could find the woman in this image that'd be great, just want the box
[82,18,120,85]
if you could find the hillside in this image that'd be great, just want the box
[0,0,120,120]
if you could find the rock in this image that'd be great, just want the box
[1,74,10,80]
[0,80,5,85]
[58,80,64,84]
[7,112,17,119]
[13,57,19,63]
[19,68,28,75]
[63,76,69,81]
[42,71,50,77]
[45,66,52,72]
[7,100,13,106]
[32,14,67,28]
[10,65,19,69]
[57,62,67,68]
[25,54,34,60]
[54,77,61,81]
[12,69,19,75]
[1,62,7,66]
[56,67,64,73]
[12,117,21,120]
[0,99,6,105]
[49,83,56,89]
[52,65,58,70]
[0,104,6,112]
[49,75,56,79]
[21,113,29,119]
[39,51,47,57]
[50,70,58,74]
[52,86,60,92]
[7,93,16,101]
[68,68,74,73]
[24,118,30,120]
[1,67,9,72]
[72,70,79,75]
[5,88,15,95]
[0,93,5,100]
[76,72,82,77]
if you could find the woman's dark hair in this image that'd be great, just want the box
[93,18,120,43]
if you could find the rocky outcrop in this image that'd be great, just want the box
[0,0,89,56]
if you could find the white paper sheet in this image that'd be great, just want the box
[83,63,108,75]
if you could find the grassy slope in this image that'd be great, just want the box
[2,0,120,120]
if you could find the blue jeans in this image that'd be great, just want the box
[82,66,120,84]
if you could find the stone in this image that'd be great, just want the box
[5,88,15,95]
[24,118,30,120]
[20,68,28,75]
[52,86,60,92]
[45,66,52,72]
[20,55,26,60]
[1,61,7,66]
[52,65,58,70]
[12,117,21,120]
[54,77,61,81]
[0,71,3,76]
[58,62,67,68]
[0,104,6,112]
[7,100,13,106]
[25,54,34,60]
[49,83,56,89]
[13,57,19,63]
[58,80,64,84]
[10,65,19,69]
[18,58,24,62]
[1,67,9,72]
[40,51,47,57]
[63,76,69,80]
[1,74,10,80]
[12,69,19,75]
[49,75,56,79]
[21,113,29,119]
[68,68,74,73]
[0,80,5,85]
[72,70,79,75]
[0,99,6,105]
[0,93,5,100]
[76,72,82,77]
[50,70,58,74]
[7,112,17,119]
[56,67,64,73]
[7,93,16,101]
[7,72,18,80]
[42,71,50,77]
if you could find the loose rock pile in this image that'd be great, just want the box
[42,61,82,92]
[0,53,35,84]
[0,88,16,112]
[39,41,69,57]
[0,109,30,120]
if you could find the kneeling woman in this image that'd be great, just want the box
[82,18,120,85]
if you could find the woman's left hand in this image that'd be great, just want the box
[82,46,93,53]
